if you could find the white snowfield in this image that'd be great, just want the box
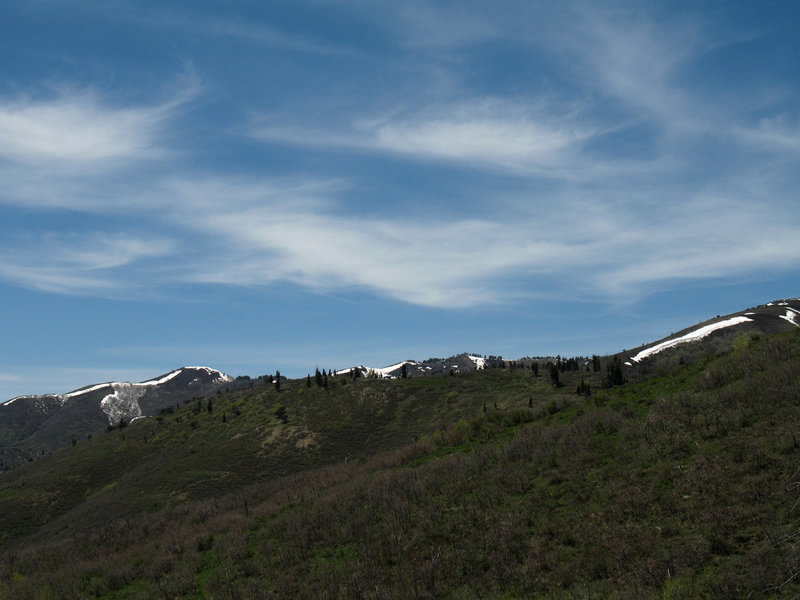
[630,316,753,363]
[101,383,145,425]
[336,361,417,378]
[63,382,113,399]
[778,307,800,326]
[468,355,487,369]
[371,361,416,377]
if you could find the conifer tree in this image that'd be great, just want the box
[548,362,562,387]
[605,357,625,387]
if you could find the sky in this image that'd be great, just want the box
[1,0,799,400]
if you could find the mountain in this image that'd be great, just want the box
[620,298,800,372]
[0,366,233,469]
[336,353,488,378]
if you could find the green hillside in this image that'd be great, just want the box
[2,330,800,598]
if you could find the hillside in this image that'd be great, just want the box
[620,298,800,373]
[0,364,584,549]
[0,367,237,469]
[2,327,800,598]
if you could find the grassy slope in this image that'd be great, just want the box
[0,366,580,549]
[2,331,800,598]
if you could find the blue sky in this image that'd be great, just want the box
[1,1,799,399]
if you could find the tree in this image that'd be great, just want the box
[401,363,408,379]
[275,370,281,391]
[548,362,562,388]
[605,357,625,387]
[315,368,323,387]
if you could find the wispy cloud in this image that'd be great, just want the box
[253,98,598,176]
[58,0,359,57]
[0,233,175,296]
[2,155,798,309]
[734,117,800,154]
[0,92,177,168]
[186,210,570,307]
[566,5,700,123]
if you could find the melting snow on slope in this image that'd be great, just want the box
[468,355,487,369]
[369,361,417,377]
[141,367,233,386]
[62,382,113,400]
[100,383,145,425]
[779,307,800,327]
[140,369,184,386]
[186,366,234,382]
[335,362,417,378]
[630,316,753,363]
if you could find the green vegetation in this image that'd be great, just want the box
[2,331,800,598]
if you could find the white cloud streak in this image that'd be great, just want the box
[253,98,597,176]
[2,162,798,308]
[0,233,175,296]
[0,93,172,168]
[190,210,572,307]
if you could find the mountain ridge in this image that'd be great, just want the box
[0,366,235,469]
[2,297,798,469]
[618,297,800,372]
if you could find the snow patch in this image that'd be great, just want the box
[364,361,417,378]
[779,307,800,327]
[184,366,234,382]
[335,366,361,376]
[141,367,233,386]
[336,361,417,379]
[373,361,413,377]
[630,316,753,363]
[468,355,487,369]
[100,383,145,425]
[140,369,184,386]
[63,382,113,399]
